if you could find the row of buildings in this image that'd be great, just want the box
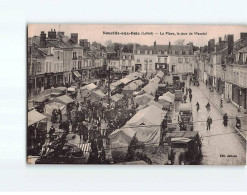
[28,29,197,98]
[108,41,196,75]
[195,32,247,112]
[27,29,105,98]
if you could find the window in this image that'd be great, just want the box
[185,58,190,63]
[182,51,186,55]
[149,50,152,54]
[46,62,48,72]
[72,52,77,59]
[158,57,161,63]
[137,59,140,62]
[178,58,183,63]
[78,61,82,69]
[164,58,167,63]
[161,51,164,55]
[37,62,41,73]
[175,51,179,55]
[58,51,60,59]
[149,59,152,62]
[123,55,125,59]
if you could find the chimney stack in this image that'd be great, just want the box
[154,41,156,48]
[208,39,215,53]
[71,33,78,44]
[40,31,46,47]
[48,29,56,39]
[227,34,234,54]
[240,32,247,40]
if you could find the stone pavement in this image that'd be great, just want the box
[198,81,247,139]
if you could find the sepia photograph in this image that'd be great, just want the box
[27,24,247,165]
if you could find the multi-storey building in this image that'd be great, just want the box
[120,53,135,73]
[133,42,195,74]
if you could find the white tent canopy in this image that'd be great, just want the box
[28,109,47,126]
[120,78,131,84]
[124,105,166,144]
[81,83,97,91]
[134,93,153,106]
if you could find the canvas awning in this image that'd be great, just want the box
[73,71,81,78]
[134,93,153,105]
[120,78,131,84]
[34,95,49,103]
[111,80,123,87]
[134,79,143,86]
[54,95,74,105]
[81,83,97,91]
[111,93,124,102]
[123,82,138,91]
[28,109,47,126]
[55,86,67,92]
[158,95,174,103]
[91,90,107,99]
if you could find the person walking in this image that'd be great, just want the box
[189,88,192,94]
[196,102,200,112]
[183,94,187,103]
[223,113,228,127]
[189,93,192,102]
[206,116,212,130]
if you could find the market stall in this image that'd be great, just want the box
[110,93,124,107]
[109,128,136,162]
[134,93,153,106]
[122,82,139,95]
[124,105,166,145]
[80,83,98,99]
[89,89,107,103]
[44,95,74,116]
[27,109,48,156]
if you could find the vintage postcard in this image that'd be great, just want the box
[27,24,247,165]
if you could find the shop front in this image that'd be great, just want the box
[72,70,82,82]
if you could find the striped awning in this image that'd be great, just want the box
[73,71,81,78]
[77,142,91,153]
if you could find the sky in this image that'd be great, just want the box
[28,24,247,47]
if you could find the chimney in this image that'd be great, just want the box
[168,41,171,54]
[154,41,156,48]
[71,33,78,44]
[219,37,222,43]
[40,31,46,47]
[240,32,247,40]
[208,39,215,53]
[227,34,234,54]
[48,29,56,39]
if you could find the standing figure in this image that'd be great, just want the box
[183,94,187,103]
[206,116,212,130]
[223,113,228,127]
[196,102,200,112]
[189,93,192,102]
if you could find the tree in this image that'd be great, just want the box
[105,40,113,48]
[174,39,185,45]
